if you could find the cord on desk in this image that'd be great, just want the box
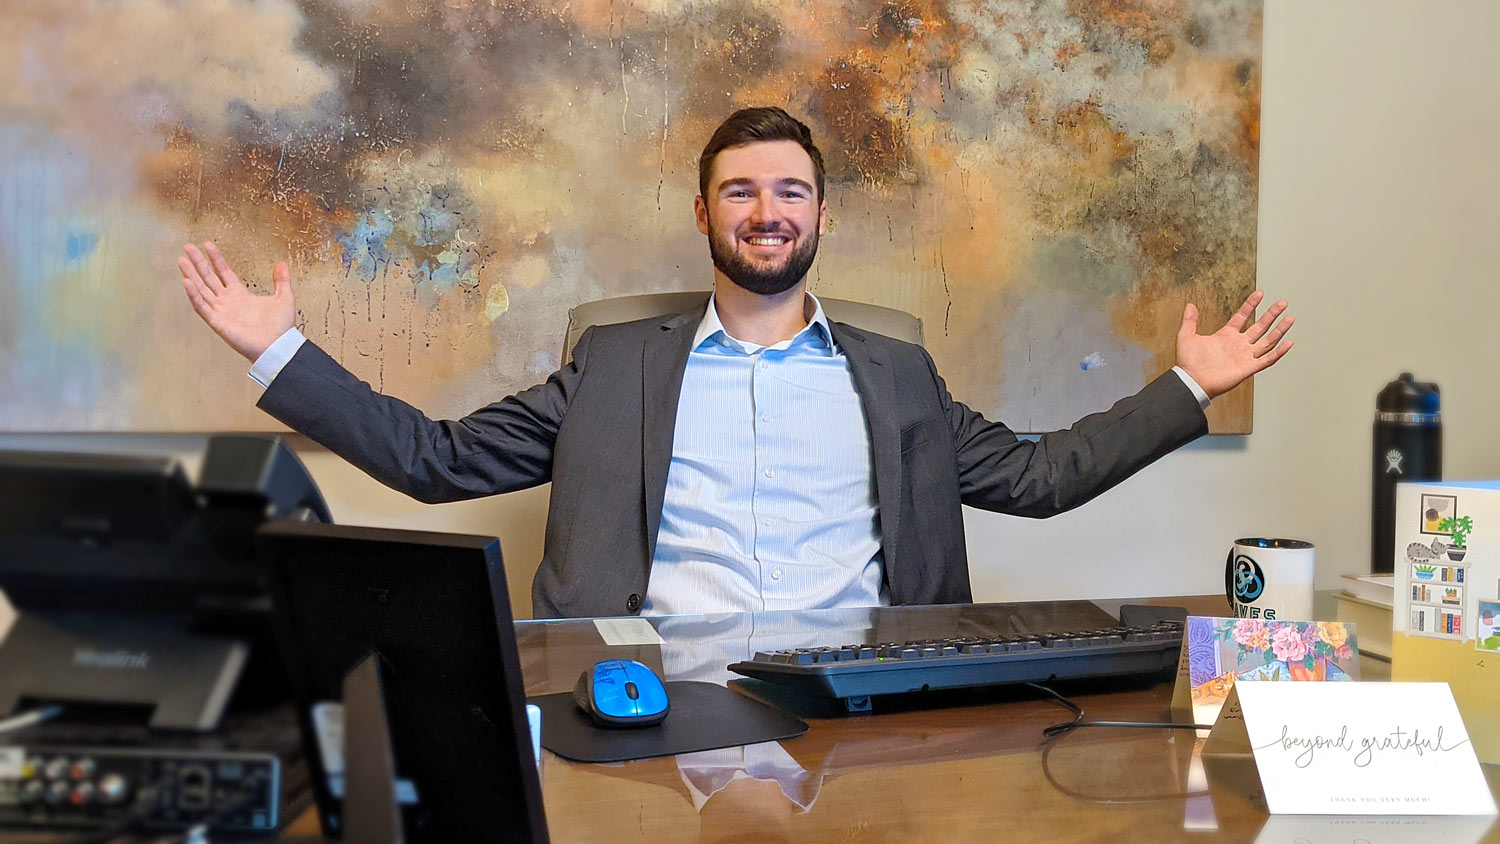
[164,787,260,844]
[64,803,150,844]
[1027,682,1216,805]
[1024,682,1212,738]
[0,704,64,737]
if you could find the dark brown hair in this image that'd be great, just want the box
[697,107,826,202]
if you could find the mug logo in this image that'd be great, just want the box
[1232,554,1265,602]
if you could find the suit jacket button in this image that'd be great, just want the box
[626,593,642,613]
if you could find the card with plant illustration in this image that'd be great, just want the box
[1478,600,1500,654]
[1394,482,1500,764]
[1172,617,1361,728]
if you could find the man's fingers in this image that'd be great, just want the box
[1246,299,1289,342]
[177,256,212,296]
[1255,315,1295,355]
[181,275,216,320]
[203,241,240,287]
[1255,341,1294,370]
[178,256,220,304]
[1224,290,1265,332]
[183,243,225,289]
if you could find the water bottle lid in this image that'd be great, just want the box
[1377,372,1440,415]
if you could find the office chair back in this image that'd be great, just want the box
[563,292,924,364]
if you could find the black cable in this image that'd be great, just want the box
[65,805,150,844]
[1025,682,1211,738]
[1026,682,1216,804]
[0,704,65,737]
[163,787,261,844]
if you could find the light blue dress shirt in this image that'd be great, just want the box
[640,294,887,616]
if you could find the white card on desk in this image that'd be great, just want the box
[593,617,664,646]
[1231,682,1496,815]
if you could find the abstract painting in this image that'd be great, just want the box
[0,0,1262,432]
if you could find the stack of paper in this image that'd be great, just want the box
[1335,573,1393,658]
[1341,572,1395,606]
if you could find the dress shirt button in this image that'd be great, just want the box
[759,362,768,371]
[764,468,774,478]
[770,569,782,581]
[760,416,770,424]
[763,518,773,527]
[625,593,642,613]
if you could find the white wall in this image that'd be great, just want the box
[968,0,1500,603]
[5,0,1499,618]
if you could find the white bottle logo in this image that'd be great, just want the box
[1385,449,1404,475]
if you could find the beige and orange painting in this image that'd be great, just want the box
[0,0,1262,432]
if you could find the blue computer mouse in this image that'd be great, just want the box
[573,659,670,728]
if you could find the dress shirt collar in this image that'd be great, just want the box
[691,289,836,354]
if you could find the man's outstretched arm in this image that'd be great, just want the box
[948,290,1295,515]
[176,242,577,503]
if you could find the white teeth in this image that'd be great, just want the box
[746,237,788,246]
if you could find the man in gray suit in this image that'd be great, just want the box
[178,108,1293,620]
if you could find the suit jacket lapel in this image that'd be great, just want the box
[831,321,903,587]
[642,307,704,562]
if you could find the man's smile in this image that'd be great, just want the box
[742,233,792,253]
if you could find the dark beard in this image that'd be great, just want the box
[708,226,819,296]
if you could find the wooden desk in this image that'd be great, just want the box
[496,597,1495,843]
[71,598,1500,842]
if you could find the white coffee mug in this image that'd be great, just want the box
[1225,538,1316,621]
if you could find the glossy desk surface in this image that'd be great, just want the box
[14,597,1490,843]
[282,594,1495,844]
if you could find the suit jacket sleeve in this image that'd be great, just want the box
[925,351,1209,517]
[255,327,597,504]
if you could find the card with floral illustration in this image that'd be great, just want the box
[1169,617,1361,728]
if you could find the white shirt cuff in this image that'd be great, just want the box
[1171,366,1211,410]
[248,327,308,389]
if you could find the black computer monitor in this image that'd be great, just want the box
[258,521,548,844]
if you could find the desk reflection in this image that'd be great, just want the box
[515,601,1500,844]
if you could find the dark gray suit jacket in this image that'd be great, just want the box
[258,305,1208,618]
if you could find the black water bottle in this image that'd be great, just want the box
[1372,373,1441,573]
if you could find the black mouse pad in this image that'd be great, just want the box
[532,681,808,763]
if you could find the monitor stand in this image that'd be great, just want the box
[0,610,248,731]
[342,651,406,844]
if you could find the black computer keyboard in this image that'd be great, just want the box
[727,620,1184,713]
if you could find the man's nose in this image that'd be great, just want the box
[748,193,781,227]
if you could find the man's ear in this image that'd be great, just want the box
[819,200,829,235]
[694,195,710,236]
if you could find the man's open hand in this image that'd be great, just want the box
[1176,290,1295,399]
[178,242,295,362]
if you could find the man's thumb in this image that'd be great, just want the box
[272,262,292,297]
[1179,302,1199,338]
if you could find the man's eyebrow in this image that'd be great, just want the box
[715,177,815,194]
